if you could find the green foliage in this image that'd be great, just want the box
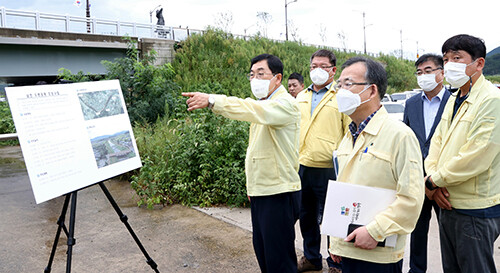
[486,75,500,83]
[378,55,418,93]
[55,30,423,208]
[484,53,500,76]
[0,101,15,134]
[132,29,424,208]
[172,29,418,99]
[58,38,184,125]
[131,111,249,208]
[57,68,104,83]
[0,101,18,146]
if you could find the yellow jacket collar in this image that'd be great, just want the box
[305,82,336,94]
[361,106,388,137]
[465,74,487,105]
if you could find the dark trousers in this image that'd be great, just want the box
[342,257,403,273]
[439,209,500,273]
[409,196,440,273]
[298,165,338,268]
[251,191,301,273]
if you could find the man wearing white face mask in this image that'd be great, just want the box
[425,34,500,273]
[183,54,302,272]
[403,54,450,273]
[328,56,424,273]
[296,49,350,273]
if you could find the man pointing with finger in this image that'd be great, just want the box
[183,53,301,273]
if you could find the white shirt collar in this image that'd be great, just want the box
[421,86,446,102]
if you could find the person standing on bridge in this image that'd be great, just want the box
[182,53,301,273]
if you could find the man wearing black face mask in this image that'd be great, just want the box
[425,34,500,273]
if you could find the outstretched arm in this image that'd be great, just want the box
[182,92,210,111]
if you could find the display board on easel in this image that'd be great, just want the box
[6,80,142,204]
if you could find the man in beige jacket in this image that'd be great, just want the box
[296,49,350,273]
[328,56,424,273]
[183,54,301,273]
[425,34,500,273]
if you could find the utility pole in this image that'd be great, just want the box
[363,12,367,54]
[355,10,372,55]
[86,0,90,33]
[400,29,403,59]
[285,0,298,41]
[150,5,162,24]
[416,41,419,59]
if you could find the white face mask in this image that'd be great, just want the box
[444,60,476,88]
[250,76,275,99]
[336,85,371,115]
[417,73,441,92]
[310,68,331,86]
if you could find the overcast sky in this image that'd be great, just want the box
[3,0,500,60]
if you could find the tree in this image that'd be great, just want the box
[319,23,327,44]
[256,12,273,38]
[213,11,234,33]
[337,31,348,52]
[288,20,300,42]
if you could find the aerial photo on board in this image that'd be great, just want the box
[91,130,136,168]
[78,89,124,120]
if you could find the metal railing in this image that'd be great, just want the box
[0,7,381,57]
[0,6,206,42]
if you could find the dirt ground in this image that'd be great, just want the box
[0,145,259,273]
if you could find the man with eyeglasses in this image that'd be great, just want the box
[183,54,301,272]
[328,56,424,273]
[403,54,450,273]
[425,34,500,273]
[296,49,350,273]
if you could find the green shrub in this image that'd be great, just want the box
[59,39,184,125]
[131,29,423,208]
[173,29,419,98]
[0,101,15,134]
[131,110,249,208]
[57,30,423,208]
[0,100,18,146]
[378,55,418,93]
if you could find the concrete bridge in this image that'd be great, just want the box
[0,7,189,86]
[0,28,175,85]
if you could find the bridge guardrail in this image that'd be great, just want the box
[0,6,207,42]
[0,7,379,57]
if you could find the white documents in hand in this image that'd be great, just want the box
[321,180,398,247]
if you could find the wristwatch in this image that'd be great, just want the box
[208,95,215,109]
[425,176,439,190]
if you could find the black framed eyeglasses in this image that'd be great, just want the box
[334,81,371,90]
[415,67,442,76]
[246,72,275,80]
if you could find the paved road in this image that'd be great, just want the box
[0,146,258,273]
[1,145,499,272]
